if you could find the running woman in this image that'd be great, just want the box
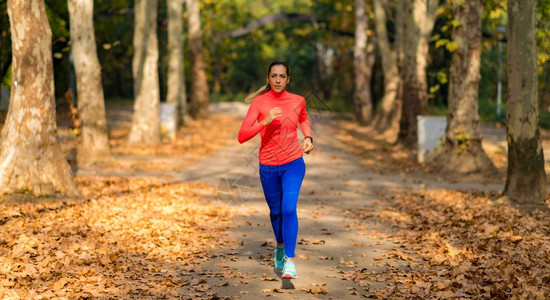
[238,60,313,279]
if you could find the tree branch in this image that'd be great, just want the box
[214,12,317,39]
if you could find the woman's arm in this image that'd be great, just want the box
[238,102,265,144]
[298,98,314,154]
[298,98,312,138]
[238,103,283,144]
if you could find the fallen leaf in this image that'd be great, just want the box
[260,277,278,281]
[297,254,310,260]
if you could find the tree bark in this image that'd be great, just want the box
[503,0,548,209]
[395,0,404,65]
[432,0,494,173]
[186,0,209,119]
[398,0,437,147]
[68,0,111,163]
[0,0,79,196]
[372,0,401,140]
[353,0,374,125]
[398,0,428,146]
[129,0,161,145]
[167,0,187,123]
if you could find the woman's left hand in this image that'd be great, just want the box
[302,138,314,154]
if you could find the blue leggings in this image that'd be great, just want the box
[259,157,305,258]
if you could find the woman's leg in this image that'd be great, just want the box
[259,167,284,245]
[280,158,306,258]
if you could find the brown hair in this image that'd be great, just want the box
[244,60,290,102]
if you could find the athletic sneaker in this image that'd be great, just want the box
[274,245,285,270]
[282,257,297,279]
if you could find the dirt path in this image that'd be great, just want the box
[74,104,527,299]
[133,106,506,299]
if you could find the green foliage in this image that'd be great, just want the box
[44,0,72,99]
[428,105,448,116]
[323,96,352,114]
[478,98,506,123]
[1,0,11,87]
[429,70,449,95]
[540,110,550,129]
[455,129,470,153]
[93,0,135,100]
[477,98,550,129]
[214,92,249,103]
[1,0,549,120]
[536,0,550,65]
[45,0,70,40]
[202,0,356,104]
[2,64,11,87]
[427,3,453,107]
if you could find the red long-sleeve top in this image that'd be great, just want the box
[238,90,311,166]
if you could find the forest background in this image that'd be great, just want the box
[1,0,549,126]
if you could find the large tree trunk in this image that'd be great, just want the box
[372,0,401,140]
[398,0,437,147]
[353,0,374,125]
[186,0,209,119]
[129,0,161,144]
[68,0,111,163]
[432,0,494,173]
[167,0,187,123]
[0,0,79,196]
[398,0,427,146]
[503,0,548,209]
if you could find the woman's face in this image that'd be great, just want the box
[267,65,290,93]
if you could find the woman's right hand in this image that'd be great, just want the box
[262,107,283,126]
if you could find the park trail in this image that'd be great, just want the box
[77,103,508,299]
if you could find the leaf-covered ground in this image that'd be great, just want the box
[1,113,242,299]
[330,119,550,299]
[0,178,238,299]
[342,188,550,299]
[2,107,550,299]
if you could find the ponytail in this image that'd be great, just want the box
[244,83,270,103]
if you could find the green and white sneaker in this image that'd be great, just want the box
[282,257,297,279]
[274,245,285,270]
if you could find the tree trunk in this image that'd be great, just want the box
[372,0,401,140]
[398,0,437,147]
[395,0,404,66]
[398,0,427,146]
[68,0,111,163]
[315,43,335,101]
[503,0,548,209]
[353,0,373,125]
[167,0,187,123]
[186,0,209,119]
[432,0,494,173]
[0,0,79,196]
[129,0,161,145]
